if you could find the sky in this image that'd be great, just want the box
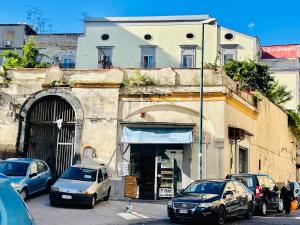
[0,0,300,45]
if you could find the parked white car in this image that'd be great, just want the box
[49,164,111,208]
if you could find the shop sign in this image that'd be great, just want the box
[159,188,174,198]
[118,162,129,176]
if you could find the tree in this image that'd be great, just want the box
[268,82,292,106]
[224,60,292,106]
[0,37,48,72]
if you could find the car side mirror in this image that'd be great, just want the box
[29,172,37,178]
[98,178,103,183]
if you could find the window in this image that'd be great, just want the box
[101,34,109,41]
[184,182,225,194]
[186,33,195,39]
[143,55,153,68]
[30,162,38,175]
[221,46,237,65]
[257,175,273,188]
[0,162,29,176]
[141,46,156,68]
[224,54,234,64]
[239,148,248,173]
[98,169,104,183]
[181,46,196,68]
[182,55,194,68]
[144,34,152,40]
[98,47,113,69]
[232,175,255,189]
[61,167,97,182]
[37,161,47,173]
[224,33,234,40]
[62,58,75,69]
[101,168,108,180]
[4,31,14,41]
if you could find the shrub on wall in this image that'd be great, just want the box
[123,70,156,89]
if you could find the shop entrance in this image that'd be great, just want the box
[130,144,184,200]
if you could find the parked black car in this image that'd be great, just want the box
[228,174,283,215]
[167,179,255,225]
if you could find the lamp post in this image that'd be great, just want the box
[199,18,216,180]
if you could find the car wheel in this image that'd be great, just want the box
[216,206,226,225]
[260,202,267,216]
[277,199,284,212]
[88,195,96,209]
[244,202,254,219]
[20,189,28,201]
[103,188,111,201]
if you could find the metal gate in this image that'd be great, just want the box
[25,96,75,178]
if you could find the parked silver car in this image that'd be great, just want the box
[49,164,111,208]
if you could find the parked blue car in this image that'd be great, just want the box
[0,173,35,225]
[0,158,52,200]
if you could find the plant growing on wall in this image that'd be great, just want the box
[123,70,156,89]
[224,60,292,106]
[286,109,300,141]
[0,37,48,79]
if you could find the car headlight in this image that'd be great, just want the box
[198,201,219,208]
[51,186,60,192]
[79,190,93,195]
[168,200,173,207]
[11,182,21,188]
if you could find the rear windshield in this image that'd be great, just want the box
[184,182,225,194]
[61,167,97,182]
[232,176,256,189]
[0,161,29,177]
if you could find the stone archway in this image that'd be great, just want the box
[17,88,84,177]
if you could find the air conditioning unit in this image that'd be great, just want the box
[3,40,11,46]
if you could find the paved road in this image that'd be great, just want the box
[26,194,300,225]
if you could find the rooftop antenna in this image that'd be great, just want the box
[248,22,255,36]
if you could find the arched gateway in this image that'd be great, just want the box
[17,89,84,177]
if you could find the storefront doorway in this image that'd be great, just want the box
[130,144,184,200]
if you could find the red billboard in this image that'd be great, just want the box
[262,44,300,59]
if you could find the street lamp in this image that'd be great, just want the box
[199,18,216,180]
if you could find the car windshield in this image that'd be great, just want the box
[61,167,96,182]
[0,161,29,176]
[184,181,225,194]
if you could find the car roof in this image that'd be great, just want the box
[194,179,231,183]
[5,158,35,163]
[71,164,106,170]
[231,173,269,177]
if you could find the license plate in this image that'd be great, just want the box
[179,209,188,214]
[62,195,72,199]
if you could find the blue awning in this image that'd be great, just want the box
[121,127,193,144]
